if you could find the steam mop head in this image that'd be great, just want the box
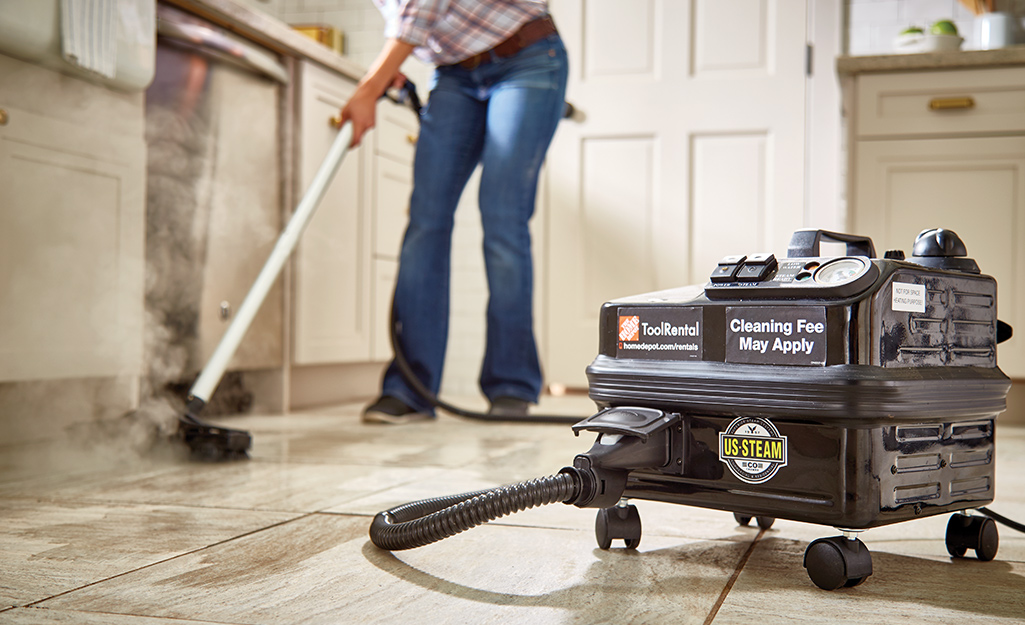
[178,407,252,462]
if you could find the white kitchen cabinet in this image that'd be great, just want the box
[291,63,417,366]
[0,54,144,381]
[292,60,371,364]
[849,67,1025,378]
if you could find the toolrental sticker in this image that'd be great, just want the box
[892,281,926,313]
[725,306,827,366]
[719,416,788,484]
[616,307,702,361]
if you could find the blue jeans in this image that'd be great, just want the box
[381,33,569,414]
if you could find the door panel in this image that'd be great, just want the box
[581,136,657,317]
[690,133,769,283]
[583,0,657,78]
[693,0,768,74]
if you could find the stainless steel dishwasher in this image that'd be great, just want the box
[144,3,287,411]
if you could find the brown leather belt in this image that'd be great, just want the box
[450,15,557,70]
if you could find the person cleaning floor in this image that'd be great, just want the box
[339,0,569,424]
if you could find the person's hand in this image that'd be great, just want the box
[339,82,379,148]
[339,39,415,147]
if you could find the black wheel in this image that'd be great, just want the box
[804,540,847,591]
[976,517,999,562]
[595,508,613,550]
[756,516,775,530]
[946,514,999,561]
[595,505,642,550]
[803,536,873,591]
[733,513,752,527]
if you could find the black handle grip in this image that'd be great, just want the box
[787,229,877,259]
[384,79,422,117]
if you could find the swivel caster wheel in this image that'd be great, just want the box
[596,504,642,550]
[733,512,775,530]
[803,536,873,591]
[945,514,999,561]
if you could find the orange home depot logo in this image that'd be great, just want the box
[619,315,640,341]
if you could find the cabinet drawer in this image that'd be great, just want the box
[856,67,1025,138]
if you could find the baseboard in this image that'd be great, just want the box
[289,361,387,411]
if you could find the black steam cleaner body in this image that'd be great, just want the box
[370,227,1017,591]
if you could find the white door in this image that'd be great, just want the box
[545,0,809,387]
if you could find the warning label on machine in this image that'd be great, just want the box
[725,306,827,366]
[616,307,703,361]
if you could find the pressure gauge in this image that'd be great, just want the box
[814,257,868,285]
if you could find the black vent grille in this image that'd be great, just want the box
[880,420,995,510]
[877,273,997,368]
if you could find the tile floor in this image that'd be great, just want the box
[1,395,1024,624]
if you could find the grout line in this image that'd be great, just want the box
[22,512,318,609]
[702,528,766,625]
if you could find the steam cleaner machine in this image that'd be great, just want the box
[370,227,1020,591]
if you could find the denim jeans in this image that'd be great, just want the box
[381,33,569,414]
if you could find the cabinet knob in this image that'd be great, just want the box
[0,109,7,125]
[406,134,417,145]
[220,301,232,321]
[929,96,975,111]
[329,115,343,129]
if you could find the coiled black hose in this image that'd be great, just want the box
[370,471,580,550]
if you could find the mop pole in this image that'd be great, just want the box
[188,121,354,410]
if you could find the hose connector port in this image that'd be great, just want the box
[564,407,681,508]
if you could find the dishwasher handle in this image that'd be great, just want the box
[157,8,289,84]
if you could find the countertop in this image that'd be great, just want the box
[164,0,365,82]
[837,44,1025,75]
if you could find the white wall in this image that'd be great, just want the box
[846,0,1025,56]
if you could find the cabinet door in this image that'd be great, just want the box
[0,94,144,381]
[292,61,371,364]
[853,136,1025,377]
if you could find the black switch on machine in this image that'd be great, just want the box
[736,253,777,282]
[710,254,746,283]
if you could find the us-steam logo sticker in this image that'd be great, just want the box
[719,417,788,484]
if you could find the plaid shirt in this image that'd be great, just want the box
[375,0,548,66]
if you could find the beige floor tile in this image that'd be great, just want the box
[0,607,228,624]
[0,499,295,608]
[713,533,1025,624]
[38,512,747,625]
[0,461,449,514]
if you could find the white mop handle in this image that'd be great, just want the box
[190,121,355,404]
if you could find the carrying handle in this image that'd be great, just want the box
[787,229,877,259]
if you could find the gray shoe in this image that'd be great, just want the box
[487,396,530,418]
[362,396,433,424]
